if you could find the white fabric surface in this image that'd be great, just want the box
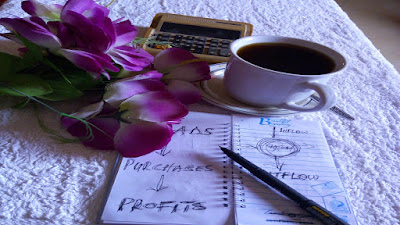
[0,0,399,224]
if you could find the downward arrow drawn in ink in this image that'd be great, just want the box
[148,175,168,192]
[274,157,285,171]
[156,146,171,156]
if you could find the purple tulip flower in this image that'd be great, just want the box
[61,71,189,157]
[153,48,211,104]
[0,0,153,79]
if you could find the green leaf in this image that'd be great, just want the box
[12,98,31,109]
[66,70,102,91]
[38,80,83,101]
[43,57,72,84]
[0,52,23,80]
[0,74,53,97]
[16,34,44,63]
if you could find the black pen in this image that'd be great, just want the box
[310,95,355,121]
[220,147,350,225]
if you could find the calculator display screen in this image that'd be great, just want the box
[160,22,241,40]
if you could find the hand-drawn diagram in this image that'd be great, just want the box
[311,181,350,222]
[155,146,171,156]
[148,175,168,192]
[256,138,301,171]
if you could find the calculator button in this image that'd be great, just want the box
[160,34,171,42]
[171,43,181,48]
[219,48,230,57]
[156,33,163,41]
[196,40,206,45]
[194,46,204,54]
[186,36,195,41]
[210,39,219,44]
[173,35,183,42]
[221,40,231,48]
[185,39,194,44]
[209,42,219,48]
[208,47,218,55]
[183,43,192,51]
[197,37,207,42]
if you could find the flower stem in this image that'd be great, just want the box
[106,0,117,7]
[0,82,114,141]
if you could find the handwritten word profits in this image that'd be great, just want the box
[123,159,213,173]
[118,198,207,214]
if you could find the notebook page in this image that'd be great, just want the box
[232,115,357,225]
[100,112,233,225]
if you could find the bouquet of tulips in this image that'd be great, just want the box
[0,0,211,157]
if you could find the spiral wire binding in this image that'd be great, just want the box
[232,124,247,208]
[220,123,231,208]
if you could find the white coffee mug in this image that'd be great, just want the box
[223,35,347,112]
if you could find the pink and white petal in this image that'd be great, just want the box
[60,101,104,128]
[71,101,104,119]
[108,46,153,71]
[63,117,119,150]
[114,120,173,157]
[114,20,138,46]
[120,91,188,123]
[131,70,163,80]
[103,79,166,107]
[58,49,107,79]
[0,18,61,50]
[163,60,211,82]
[22,0,61,19]
[89,51,120,73]
[166,80,203,105]
[153,48,196,71]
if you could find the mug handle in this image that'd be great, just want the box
[278,81,337,112]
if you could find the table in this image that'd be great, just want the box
[0,0,399,224]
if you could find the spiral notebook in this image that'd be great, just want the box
[98,112,357,225]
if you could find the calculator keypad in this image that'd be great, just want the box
[148,33,232,57]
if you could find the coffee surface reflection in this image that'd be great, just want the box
[237,43,336,75]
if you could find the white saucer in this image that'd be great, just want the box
[197,63,317,116]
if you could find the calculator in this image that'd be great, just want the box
[142,13,253,63]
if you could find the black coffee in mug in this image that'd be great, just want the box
[237,43,336,75]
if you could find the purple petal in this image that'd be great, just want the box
[108,46,154,71]
[113,20,138,46]
[61,10,110,51]
[22,0,61,19]
[103,78,166,107]
[166,80,203,105]
[0,18,61,49]
[120,90,188,123]
[153,48,196,71]
[48,21,77,47]
[61,0,110,21]
[153,48,211,82]
[71,101,104,119]
[163,60,211,82]
[29,16,48,29]
[63,117,119,150]
[58,49,117,79]
[131,70,163,80]
[114,120,173,157]
[60,101,104,128]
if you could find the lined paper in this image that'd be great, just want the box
[100,112,233,225]
[232,115,357,225]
